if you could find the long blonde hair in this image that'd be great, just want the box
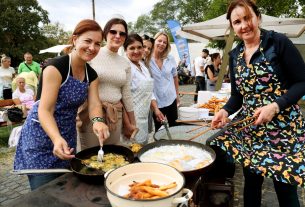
[153,31,171,60]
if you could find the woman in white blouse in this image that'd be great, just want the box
[123,33,154,144]
[149,32,179,131]
[0,56,16,99]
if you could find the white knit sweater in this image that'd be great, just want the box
[90,47,134,112]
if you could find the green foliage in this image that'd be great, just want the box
[41,22,71,45]
[177,0,210,24]
[0,0,50,66]
[132,0,305,50]
[131,14,159,36]
[150,0,179,31]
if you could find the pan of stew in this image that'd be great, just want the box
[70,145,134,184]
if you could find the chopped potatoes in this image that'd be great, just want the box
[198,96,227,113]
[125,179,177,200]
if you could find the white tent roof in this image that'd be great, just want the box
[39,45,70,55]
[177,14,305,43]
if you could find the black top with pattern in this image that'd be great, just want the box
[36,55,98,100]
[224,30,305,115]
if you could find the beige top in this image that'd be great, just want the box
[90,47,134,112]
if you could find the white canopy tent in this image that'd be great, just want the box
[177,14,305,90]
[177,14,305,43]
[39,45,70,56]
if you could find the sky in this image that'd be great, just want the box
[37,0,160,31]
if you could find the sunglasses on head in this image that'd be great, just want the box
[109,30,127,37]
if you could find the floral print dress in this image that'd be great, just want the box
[211,43,305,187]
[14,55,89,171]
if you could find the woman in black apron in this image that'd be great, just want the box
[211,1,305,206]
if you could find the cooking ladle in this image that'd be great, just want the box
[161,119,173,140]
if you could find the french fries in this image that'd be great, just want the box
[198,96,227,113]
[125,179,177,200]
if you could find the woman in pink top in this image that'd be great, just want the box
[12,76,35,110]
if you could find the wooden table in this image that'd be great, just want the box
[7,173,111,207]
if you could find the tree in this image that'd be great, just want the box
[177,0,210,24]
[42,22,71,46]
[0,0,49,66]
[132,14,159,36]
[133,0,305,49]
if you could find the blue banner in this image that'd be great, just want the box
[167,20,191,68]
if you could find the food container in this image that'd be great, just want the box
[179,107,199,120]
[197,91,213,104]
[198,108,209,119]
[138,140,216,179]
[104,162,193,207]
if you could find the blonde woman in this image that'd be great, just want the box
[0,56,15,99]
[149,31,179,131]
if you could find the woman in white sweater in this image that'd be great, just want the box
[78,18,136,149]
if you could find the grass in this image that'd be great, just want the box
[0,123,22,147]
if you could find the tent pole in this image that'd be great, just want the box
[215,28,235,91]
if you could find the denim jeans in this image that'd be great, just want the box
[28,173,63,191]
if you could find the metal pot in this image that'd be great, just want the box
[137,140,216,179]
[105,162,193,207]
[70,145,134,184]
[12,145,134,185]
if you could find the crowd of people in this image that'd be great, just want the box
[2,0,305,206]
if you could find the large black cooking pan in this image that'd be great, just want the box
[70,145,134,184]
[137,140,216,179]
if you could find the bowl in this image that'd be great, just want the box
[104,162,193,207]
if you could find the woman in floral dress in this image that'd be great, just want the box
[211,0,305,206]
[14,19,109,190]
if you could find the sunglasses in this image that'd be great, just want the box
[109,30,127,37]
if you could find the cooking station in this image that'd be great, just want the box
[7,169,234,207]
[7,173,111,207]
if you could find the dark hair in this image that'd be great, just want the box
[64,19,103,54]
[123,33,143,50]
[210,53,220,62]
[202,49,209,54]
[103,18,128,42]
[143,34,154,44]
[226,0,261,27]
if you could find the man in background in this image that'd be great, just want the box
[18,52,41,78]
[194,49,209,103]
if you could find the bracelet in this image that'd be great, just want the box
[91,117,105,124]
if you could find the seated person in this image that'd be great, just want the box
[12,76,35,110]
[12,71,38,95]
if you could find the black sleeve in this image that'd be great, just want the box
[36,56,69,100]
[222,53,243,115]
[86,63,98,83]
[36,55,98,100]
[273,33,305,110]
